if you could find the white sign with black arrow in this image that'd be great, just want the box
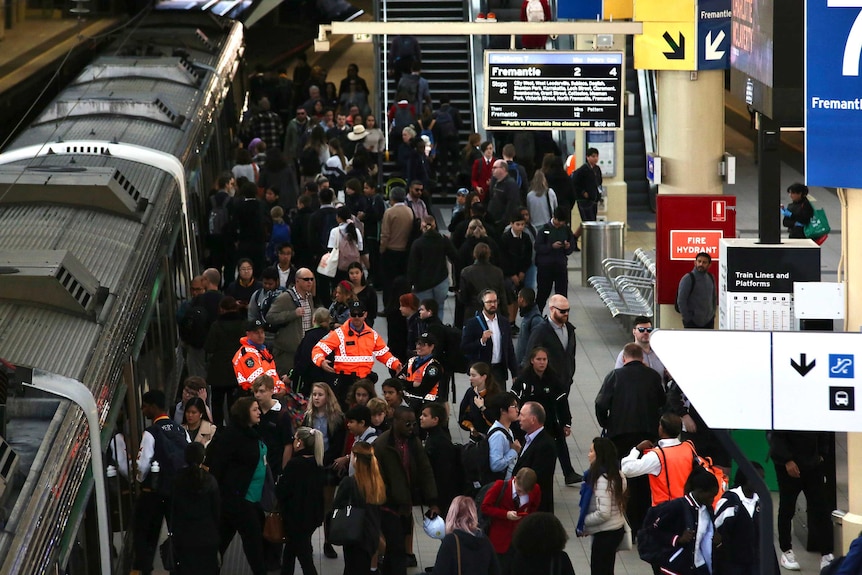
[650,330,862,432]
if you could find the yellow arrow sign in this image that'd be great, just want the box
[634,22,696,70]
[634,0,695,22]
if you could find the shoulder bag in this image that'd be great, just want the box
[328,481,365,545]
[317,247,339,278]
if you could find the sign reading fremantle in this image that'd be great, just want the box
[484,51,623,130]
[806,0,862,187]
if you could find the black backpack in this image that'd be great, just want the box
[474,480,505,534]
[208,194,230,236]
[438,324,468,374]
[637,498,695,565]
[299,146,321,176]
[461,427,508,494]
[435,109,456,138]
[397,74,420,106]
[147,420,190,496]
[178,301,210,348]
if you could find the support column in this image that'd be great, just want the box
[656,70,724,194]
[842,189,862,553]
[655,69,725,326]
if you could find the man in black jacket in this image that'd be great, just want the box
[571,147,602,242]
[513,401,557,513]
[408,215,458,322]
[461,288,519,389]
[487,160,521,227]
[419,402,459,516]
[523,294,576,389]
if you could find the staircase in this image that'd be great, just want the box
[623,34,650,205]
[376,0,474,196]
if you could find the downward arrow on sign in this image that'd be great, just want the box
[663,31,686,60]
[705,30,726,61]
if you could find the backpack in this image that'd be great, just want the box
[525,0,545,22]
[438,324,468,374]
[299,146,321,176]
[336,229,360,271]
[507,160,524,189]
[395,35,419,62]
[461,427,509,493]
[397,74,420,106]
[147,420,190,496]
[267,222,291,263]
[208,193,230,236]
[474,480,505,534]
[316,207,339,251]
[435,109,456,138]
[178,301,210,348]
[674,271,695,313]
[637,499,690,565]
[392,105,417,134]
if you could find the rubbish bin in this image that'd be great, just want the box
[581,221,624,286]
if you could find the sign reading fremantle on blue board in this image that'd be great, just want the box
[697,0,731,70]
[806,0,862,188]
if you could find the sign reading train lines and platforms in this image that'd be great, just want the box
[484,51,623,130]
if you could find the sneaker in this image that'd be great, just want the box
[406,553,418,567]
[486,11,497,21]
[324,542,338,559]
[565,472,584,485]
[821,553,835,569]
[475,12,486,21]
[780,550,800,571]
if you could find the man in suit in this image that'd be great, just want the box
[461,288,519,388]
[513,402,557,513]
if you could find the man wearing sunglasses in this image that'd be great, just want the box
[613,315,666,379]
[312,300,402,408]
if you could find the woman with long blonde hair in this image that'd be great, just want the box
[332,442,386,575]
[302,383,345,559]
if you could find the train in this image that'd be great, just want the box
[0,8,247,574]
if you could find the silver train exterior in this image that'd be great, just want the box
[0,11,246,574]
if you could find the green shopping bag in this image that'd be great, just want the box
[804,207,830,239]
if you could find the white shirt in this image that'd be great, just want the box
[136,416,191,483]
[511,480,530,508]
[522,426,544,454]
[482,312,502,364]
[620,437,682,478]
[327,221,364,251]
[550,318,568,350]
[277,265,293,289]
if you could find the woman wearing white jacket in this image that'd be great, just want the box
[576,437,628,575]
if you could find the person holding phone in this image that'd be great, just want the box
[480,467,541,569]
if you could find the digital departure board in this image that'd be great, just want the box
[484,51,624,130]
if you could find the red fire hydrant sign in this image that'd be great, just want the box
[669,230,724,260]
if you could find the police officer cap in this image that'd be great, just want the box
[245,319,265,331]
[417,332,438,347]
[350,300,367,314]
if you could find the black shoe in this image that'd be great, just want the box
[573,242,581,252]
[324,542,338,559]
[565,472,584,485]
[406,554,418,567]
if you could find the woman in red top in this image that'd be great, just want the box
[471,141,496,201]
[480,467,541,561]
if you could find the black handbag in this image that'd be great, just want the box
[160,535,177,570]
[328,482,365,546]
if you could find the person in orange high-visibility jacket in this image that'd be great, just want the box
[313,300,402,407]
[400,332,446,413]
[233,319,285,394]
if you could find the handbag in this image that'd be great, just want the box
[617,519,633,551]
[317,247,339,278]
[159,536,177,571]
[804,207,830,239]
[328,504,365,545]
[263,511,286,543]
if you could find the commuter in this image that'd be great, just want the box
[232,319,284,395]
[267,267,316,377]
[205,296,246,425]
[389,35,421,84]
[513,206,539,290]
[417,299,446,347]
[405,138,431,189]
[459,243,507,325]
[180,270,222,379]
[505,512,576,575]
[534,206,575,312]
[379,187,414,303]
[381,378,409,415]
[132,390,191,575]
[526,170,558,227]
[714,463,767,575]
[431,496,501,575]
[374,406,440,575]
[234,180,267,277]
[481,467,541,566]
[433,97,462,178]
[309,187,339,304]
[362,114,385,162]
[459,362,503,439]
[224,258,262,306]
[541,153,576,216]
[614,315,666,378]
[399,293,422,357]
[408,215,457,318]
[768,430,834,570]
[620,413,693,506]
[638,467,719,575]
[205,397,269,575]
[172,376,212,425]
[291,195,317,270]
[326,112,352,152]
[472,141,496,201]
[330,280,358,328]
[247,267,285,350]
[512,347,579,485]
[513,402,557,513]
[457,218,502,280]
[232,146,258,185]
[267,211,291,267]
[254,375,294,477]
[181,396,218,449]
[501,144,529,199]
[345,262,377,327]
[258,148,298,211]
[571,147,602,242]
[514,288,544,366]
[338,63,370,110]
[170,443,220,575]
[204,175,236,286]
[396,60,432,118]
[486,393,523,483]
[677,252,717,329]
[522,294,577,393]
[498,211,533,329]
[291,307,335,395]
[400,332,446,411]
[284,107,311,164]
[419,403,459,515]
[595,342,665,537]
[576,437,627,575]
[781,182,814,239]
[278,427,325,575]
[271,243,296,289]
[461,288,518,388]
[246,97,284,150]
[301,382,347,560]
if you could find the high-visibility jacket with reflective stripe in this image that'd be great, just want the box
[648,441,696,505]
[312,322,402,377]
[232,336,283,392]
